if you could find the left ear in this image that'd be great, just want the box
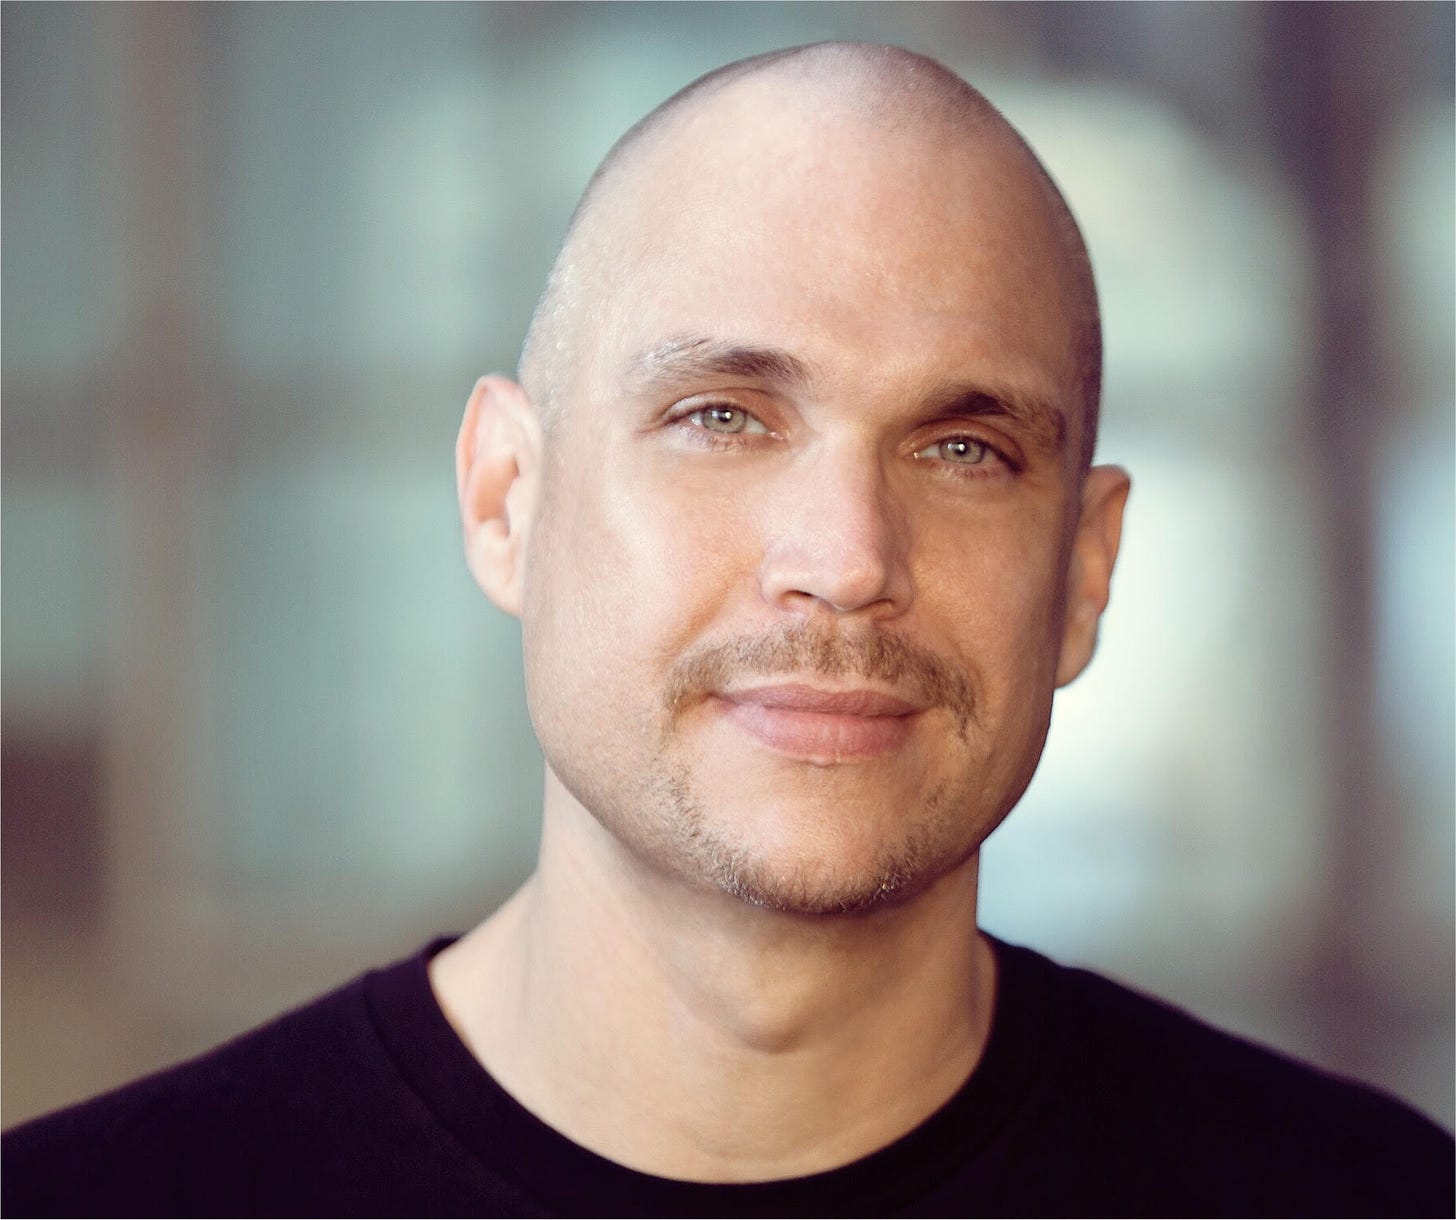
[1055,464,1131,687]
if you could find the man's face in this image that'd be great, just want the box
[518,93,1103,914]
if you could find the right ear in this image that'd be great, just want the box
[456,376,542,618]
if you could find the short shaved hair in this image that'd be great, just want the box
[519,42,1103,467]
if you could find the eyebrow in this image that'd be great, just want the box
[625,333,1067,454]
[625,335,813,391]
[920,381,1068,454]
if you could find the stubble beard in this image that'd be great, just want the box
[653,760,969,916]
[634,621,984,917]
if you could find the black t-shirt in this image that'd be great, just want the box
[4,937,1452,1217]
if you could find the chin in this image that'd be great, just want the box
[702,853,939,917]
[662,778,977,918]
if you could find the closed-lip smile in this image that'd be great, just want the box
[716,683,924,760]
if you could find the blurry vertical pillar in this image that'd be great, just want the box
[97,5,219,997]
[1261,5,1400,1081]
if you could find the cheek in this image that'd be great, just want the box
[915,506,1069,682]
[522,443,757,702]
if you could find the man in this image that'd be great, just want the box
[5,42,1452,1217]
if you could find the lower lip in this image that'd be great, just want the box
[718,699,916,761]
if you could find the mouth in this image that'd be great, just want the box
[715,683,925,761]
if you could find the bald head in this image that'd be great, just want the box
[519,42,1102,466]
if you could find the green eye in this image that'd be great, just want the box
[693,406,756,434]
[916,437,989,464]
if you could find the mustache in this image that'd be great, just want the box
[664,622,975,731]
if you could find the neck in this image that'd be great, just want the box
[430,774,996,1182]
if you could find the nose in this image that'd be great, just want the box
[757,444,912,617]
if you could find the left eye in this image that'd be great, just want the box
[914,437,990,464]
[688,405,767,435]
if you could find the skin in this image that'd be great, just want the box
[436,56,1129,1182]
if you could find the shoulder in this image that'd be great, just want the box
[997,940,1455,1215]
[2,963,401,1216]
[1046,950,1435,1131]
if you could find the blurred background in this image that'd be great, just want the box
[4,2,1452,1131]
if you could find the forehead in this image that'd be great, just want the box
[581,79,1083,423]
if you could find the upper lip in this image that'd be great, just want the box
[720,683,924,716]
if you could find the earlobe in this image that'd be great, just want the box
[456,376,542,618]
[1055,465,1131,688]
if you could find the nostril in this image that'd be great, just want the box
[762,547,906,618]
